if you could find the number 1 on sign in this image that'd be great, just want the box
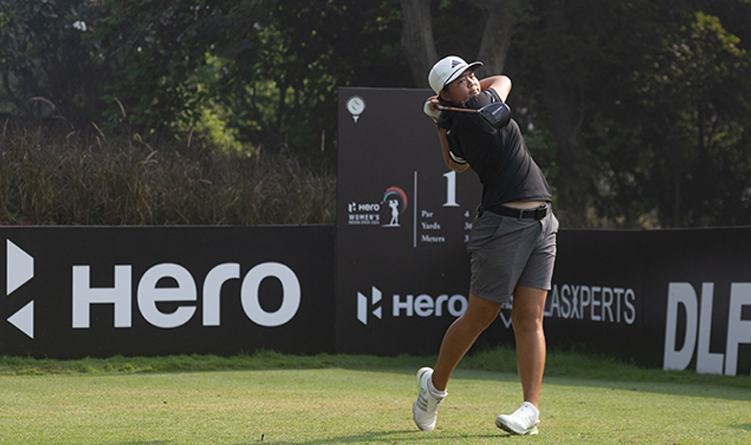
[443,171,459,207]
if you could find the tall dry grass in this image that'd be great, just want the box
[0,121,335,225]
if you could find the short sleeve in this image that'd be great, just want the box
[446,129,467,164]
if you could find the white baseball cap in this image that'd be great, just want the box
[428,56,483,95]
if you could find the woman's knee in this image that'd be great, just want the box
[510,287,547,332]
[458,308,497,332]
[511,309,543,333]
[463,294,502,329]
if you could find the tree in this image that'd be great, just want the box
[92,0,407,155]
[400,0,521,85]
[475,0,522,75]
[0,0,110,127]
[3,0,751,228]
[400,0,436,87]
[397,0,751,227]
[625,11,751,226]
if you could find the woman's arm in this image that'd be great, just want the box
[424,96,467,171]
[479,75,512,102]
[438,127,469,172]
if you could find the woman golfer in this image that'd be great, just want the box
[412,56,558,436]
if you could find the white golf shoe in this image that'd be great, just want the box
[412,367,447,431]
[495,401,540,435]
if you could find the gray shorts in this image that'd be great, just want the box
[467,208,559,304]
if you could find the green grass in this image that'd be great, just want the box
[1,348,749,444]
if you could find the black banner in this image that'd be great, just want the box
[0,226,335,358]
[336,87,751,377]
[336,87,482,355]
[643,228,751,375]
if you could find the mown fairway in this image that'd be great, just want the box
[1,352,749,444]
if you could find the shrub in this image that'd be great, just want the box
[0,121,335,226]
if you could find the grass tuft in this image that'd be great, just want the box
[1,347,748,389]
[0,122,335,225]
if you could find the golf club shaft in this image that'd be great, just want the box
[435,105,478,113]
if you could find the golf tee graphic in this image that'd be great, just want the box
[6,239,34,339]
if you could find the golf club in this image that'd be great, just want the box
[435,102,511,130]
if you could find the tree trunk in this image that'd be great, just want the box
[538,0,590,226]
[542,69,589,226]
[476,0,518,75]
[400,0,437,88]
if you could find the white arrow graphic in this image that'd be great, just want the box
[6,239,35,339]
[7,301,33,339]
[7,239,34,295]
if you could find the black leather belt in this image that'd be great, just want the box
[482,202,551,220]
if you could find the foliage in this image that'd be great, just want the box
[92,0,406,155]
[633,11,751,226]
[0,0,110,125]
[1,0,750,227]
[508,0,751,227]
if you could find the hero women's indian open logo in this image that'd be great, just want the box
[4,239,35,339]
[382,186,408,227]
[347,186,409,228]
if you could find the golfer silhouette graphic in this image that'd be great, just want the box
[387,200,400,226]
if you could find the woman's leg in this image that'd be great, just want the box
[431,293,502,391]
[510,285,549,407]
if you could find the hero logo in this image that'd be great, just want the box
[5,239,35,339]
[357,286,467,325]
[72,262,301,329]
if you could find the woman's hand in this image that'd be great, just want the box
[423,96,441,122]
